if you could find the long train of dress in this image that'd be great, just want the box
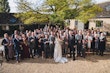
[54,38,68,63]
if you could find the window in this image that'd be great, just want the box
[106,5,110,11]
[75,20,78,26]
[96,21,103,27]
[2,25,10,30]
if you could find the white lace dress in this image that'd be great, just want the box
[54,38,68,63]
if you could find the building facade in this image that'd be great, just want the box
[69,2,110,32]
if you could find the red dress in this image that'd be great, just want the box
[22,43,30,58]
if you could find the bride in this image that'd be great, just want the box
[54,32,68,63]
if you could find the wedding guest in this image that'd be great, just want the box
[21,34,30,58]
[28,32,36,58]
[44,35,50,58]
[63,32,68,57]
[81,40,87,58]
[8,36,14,60]
[99,33,106,56]
[13,34,21,63]
[68,30,76,60]
[12,30,19,39]
[85,32,93,55]
[94,34,100,55]
[1,33,9,61]
[91,35,95,55]
[49,31,55,58]
[39,34,45,58]
[75,31,83,57]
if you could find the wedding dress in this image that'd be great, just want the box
[54,38,68,63]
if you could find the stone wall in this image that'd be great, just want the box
[89,18,110,33]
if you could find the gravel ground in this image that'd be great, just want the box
[0,54,110,73]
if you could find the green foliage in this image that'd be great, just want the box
[44,0,69,24]
[43,0,102,24]
[15,0,102,25]
[0,0,10,13]
[15,11,49,24]
[15,0,48,24]
[75,0,102,23]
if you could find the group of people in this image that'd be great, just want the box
[1,26,106,63]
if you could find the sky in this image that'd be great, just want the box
[8,0,110,13]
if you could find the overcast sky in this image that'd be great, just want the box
[8,0,110,13]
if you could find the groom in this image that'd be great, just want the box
[68,30,76,61]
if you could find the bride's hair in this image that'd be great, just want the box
[56,32,61,39]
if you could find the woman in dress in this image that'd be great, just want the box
[85,32,93,55]
[21,34,30,58]
[54,32,68,63]
[8,36,14,59]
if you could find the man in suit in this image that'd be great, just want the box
[75,31,83,57]
[28,32,36,58]
[68,30,76,60]
[49,31,55,58]
[44,35,50,58]
[99,33,106,56]
[13,34,21,63]
[1,33,9,61]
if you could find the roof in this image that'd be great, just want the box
[0,13,21,24]
[96,1,110,18]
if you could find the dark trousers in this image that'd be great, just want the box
[69,46,75,60]
[44,45,50,58]
[49,44,54,58]
[77,48,81,57]
[81,48,86,58]
[4,48,9,61]
[20,49,24,59]
[15,50,20,61]
[96,48,99,55]
[77,44,82,57]
[37,47,42,56]
[62,44,68,56]
[30,48,34,58]
[34,48,37,56]
[99,50,104,56]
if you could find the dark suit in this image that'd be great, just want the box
[99,37,106,56]
[95,38,100,55]
[68,34,76,60]
[75,34,83,57]
[1,38,9,61]
[44,38,50,58]
[81,43,86,58]
[13,38,21,61]
[28,37,36,58]
[92,37,95,54]
[35,36,39,55]
[49,35,55,58]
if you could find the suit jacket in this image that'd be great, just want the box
[49,35,55,45]
[1,38,9,49]
[68,34,76,47]
[13,38,21,51]
[28,37,36,49]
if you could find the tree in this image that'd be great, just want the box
[0,0,10,13]
[15,0,102,25]
[74,0,102,23]
[41,0,102,24]
[15,0,48,24]
[15,11,49,24]
[41,0,70,25]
